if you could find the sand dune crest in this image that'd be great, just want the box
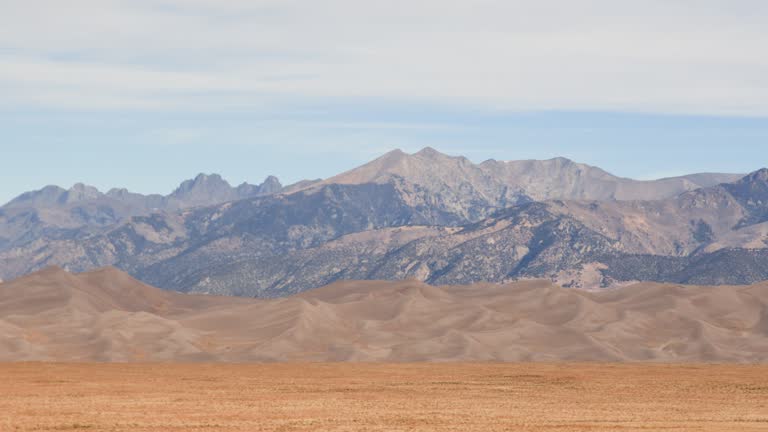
[1,268,767,362]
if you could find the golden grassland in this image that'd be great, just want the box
[1,363,767,432]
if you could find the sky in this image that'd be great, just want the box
[2,0,768,204]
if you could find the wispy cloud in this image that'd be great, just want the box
[1,0,768,114]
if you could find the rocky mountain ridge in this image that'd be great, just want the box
[0,148,763,296]
[4,173,283,212]
[0,173,284,252]
[296,147,742,203]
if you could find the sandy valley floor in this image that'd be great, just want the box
[1,363,767,432]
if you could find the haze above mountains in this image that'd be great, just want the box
[2,147,766,296]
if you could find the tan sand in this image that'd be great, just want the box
[1,266,767,362]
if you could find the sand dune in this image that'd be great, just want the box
[1,267,767,362]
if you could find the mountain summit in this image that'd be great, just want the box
[299,147,742,203]
[167,173,239,208]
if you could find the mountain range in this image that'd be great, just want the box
[3,147,766,297]
[2,266,766,362]
[3,172,283,227]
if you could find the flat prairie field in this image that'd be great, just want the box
[1,363,767,432]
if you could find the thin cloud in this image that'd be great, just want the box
[1,0,768,115]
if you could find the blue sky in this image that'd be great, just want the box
[2,1,768,203]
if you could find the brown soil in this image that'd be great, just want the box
[1,363,767,431]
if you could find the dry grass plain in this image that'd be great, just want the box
[1,363,767,432]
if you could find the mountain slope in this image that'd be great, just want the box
[0,180,473,284]
[480,157,741,201]
[0,149,759,294]
[2,167,768,295]
[2,267,767,362]
[135,168,768,295]
[292,148,531,221]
